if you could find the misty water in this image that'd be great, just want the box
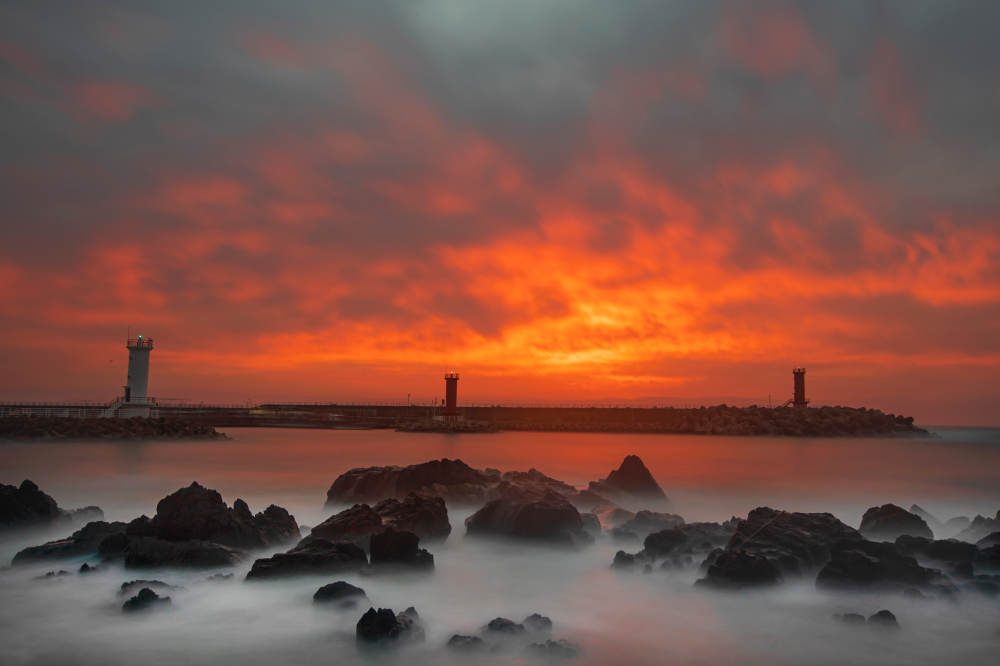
[2,428,999,665]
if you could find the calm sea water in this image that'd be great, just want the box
[1,428,999,666]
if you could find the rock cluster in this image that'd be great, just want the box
[244,539,367,580]
[1,480,99,533]
[726,507,863,573]
[0,416,227,441]
[955,511,1000,543]
[313,581,367,605]
[816,540,933,591]
[369,528,434,569]
[695,550,782,589]
[311,492,450,546]
[13,521,127,564]
[356,607,425,645]
[121,587,171,613]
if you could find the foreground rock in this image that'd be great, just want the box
[122,587,171,613]
[868,610,901,630]
[1,480,65,531]
[726,507,862,573]
[695,550,781,590]
[245,539,367,579]
[13,521,127,564]
[588,455,668,504]
[121,537,245,570]
[309,504,383,547]
[0,415,227,441]
[894,535,977,563]
[314,581,367,605]
[465,492,595,548]
[326,458,493,506]
[140,482,300,549]
[644,521,737,558]
[816,540,933,591]
[309,492,451,549]
[356,607,425,645]
[860,504,934,541]
[368,528,434,569]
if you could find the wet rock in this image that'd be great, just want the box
[447,634,486,651]
[13,521,127,564]
[78,562,97,574]
[580,513,601,534]
[699,548,724,572]
[309,504,382,547]
[618,510,684,535]
[611,550,635,569]
[587,455,667,503]
[374,492,451,541]
[145,482,300,549]
[524,638,580,660]
[523,613,553,633]
[465,492,594,548]
[894,535,977,563]
[122,587,171,613]
[951,561,974,579]
[245,538,366,579]
[975,545,1000,571]
[357,607,398,643]
[66,506,104,524]
[123,537,245,570]
[368,528,434,569]
[868,610,901,630]
[860,504,934,541]
[328,459,492,507]
[98,532,130,558]
[644,522,736,558]
[694,550,781,590]
[976,531,1000,548]
[394,609,425,642]
[727,507,862,573]
[591,505,635,528]
[816,540,933,591]
[119,580,180,596]
[482,617,526,635]
[954,511,1000,543]
[0,480,65,531]
[611,527,640,542]
[313,581,366,604]
[833,613,867,625]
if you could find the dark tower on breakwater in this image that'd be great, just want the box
[792,367,809,407]
[443,372,461,421]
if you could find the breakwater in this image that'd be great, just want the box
[0,416,228,441]
[0,402,931,437]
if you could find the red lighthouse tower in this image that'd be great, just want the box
[792,367,809,407]
[443,372,462,421]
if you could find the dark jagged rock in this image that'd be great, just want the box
[909,505,946,536]
[394,610,425,642]
[356,607,424,644]
[78,562,97,574]
[954,511,1000,543]
[98,532,130,558]
[0,480,64,531]
[122,587,171,613]
[592,506,635,528]
[611,550,636,569]
[374,492,451,541]
[327,459,492,507]
[524,614,553,633]
[402,607,420,622]
[35,570,72,579]
[119,580,179,596]
[588,455,667,503]
[482,617,526,635]
[245,538,367,580]
[943,516,971,537]
[868,610,901,630]
[816,540,934,591]
[465,492,594,548]
[580,513,601,534]
[123,537,245,570]
[726,507,862,573]
[570,490,610,511]
[447,634,486,651]
[145,482,299,549]
[974,545,1000,571]
[611,527,640,542]
[894,535,977,562]
[525,639,580,660]
[951,561,974,579]
[700,548,724,572]
[978,532,1000,548]
[618,510,684,535]
[310,504,382,546]
[368,528,434,569]
[13,521,127,564]
[313,581,366,604]
[205,573,233,582]
[644,522,737,558]
[66,506,104,524]
[694,550,781,590]
[860,504,934,541]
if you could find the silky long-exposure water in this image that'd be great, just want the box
[2,428,999,665]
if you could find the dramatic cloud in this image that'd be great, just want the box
[1,1,998,424]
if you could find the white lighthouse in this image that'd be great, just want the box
[123,334,154,416]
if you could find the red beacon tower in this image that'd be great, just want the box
[442,372,462,422]
[792,367,809,407]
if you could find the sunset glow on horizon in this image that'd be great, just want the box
[2,1,999,424]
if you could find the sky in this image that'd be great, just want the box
[0,1,998,425]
